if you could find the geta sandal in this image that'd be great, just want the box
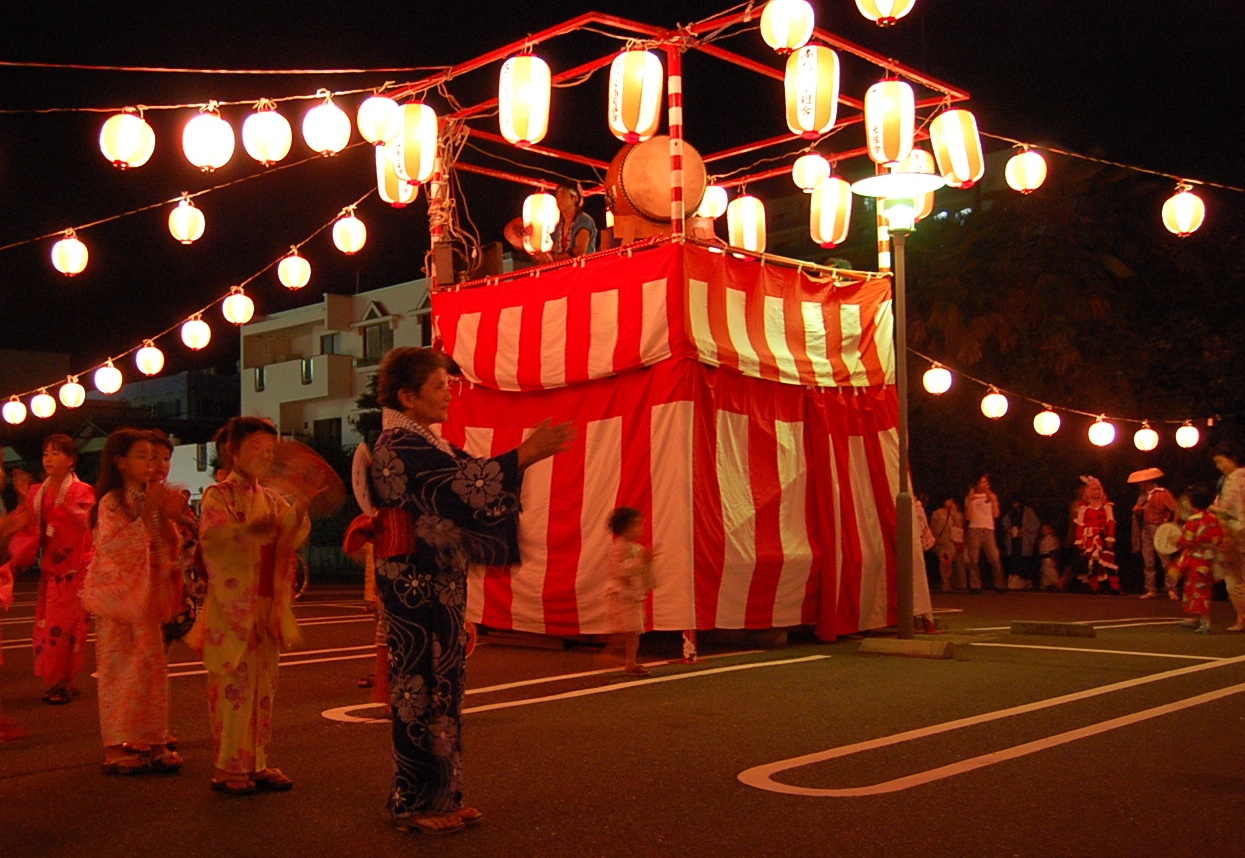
[102,757,150,776]
[210,777,256,796]
[393,813,466,834]
[251,768,294,791]
[151,750,184,774]
[455,807,483,825]
[43,687,71,705]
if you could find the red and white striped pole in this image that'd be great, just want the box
[666,43,685,239]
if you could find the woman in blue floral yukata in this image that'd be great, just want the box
[369,347,574,834]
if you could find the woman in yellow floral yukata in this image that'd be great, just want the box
[190,417,308,796]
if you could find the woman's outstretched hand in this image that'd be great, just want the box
[518,419,577,470]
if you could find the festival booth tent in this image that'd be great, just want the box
[436,240,931,641]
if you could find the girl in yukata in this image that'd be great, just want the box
[81,429,185,774]
[1174,484,1223,633]
[1074,476,1120,594]
[190,417,308,796]
[0,434,94,705]
[369,347,574,834]
[605,506,654,676]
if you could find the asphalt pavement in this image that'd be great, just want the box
[3,580,1244,858]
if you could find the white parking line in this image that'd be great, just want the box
[738,652,1245,797]
[969,642,1223,662]
[966,617,1186,632]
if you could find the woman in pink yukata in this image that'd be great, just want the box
[0,434,94,705]
[81,428,185,774]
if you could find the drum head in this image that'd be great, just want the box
[1153,522,1182,556]
[609,135,706,223]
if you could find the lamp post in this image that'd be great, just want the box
[851,170,945,639]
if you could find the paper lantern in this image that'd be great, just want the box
[791,153,831,192]
[981,388,1008,419]
[59,377,85,409]
[893,147,937,221]
[784,46,839,139]
[302,90,351,156]
[376,143,418,207]
[856,0,916,26]
[332,211,367,255]
[3,397,27,425]
[809,176,852,248]
[1088,417,1116,447]
[356,94,402,145]
[1033,409,1061,436]
[1005,149,1047,194]
[134,340,165,377]
[31,389,56,419]
[51,229,88,276]
[929,109,984,188]
[1162,187,1205,237]
[1134,422,1159,452]
[94,360,123,395]
[922,364,952,395]
[181,315,211,350]
[864,79,914,166]
[168,196,205,244]
[727,195,767,253]
[183,106,235,172]
[278,247,312,290]
[608,50,664,143]
[760,0,815,53]
[242,100,292,166]
[522,192,559,254]
[393,103,438,185]
[499,55,551,147]
[1176,422,1200,448]
[222,286,255,325]
[99,110,155,169]
[696,185,728,219]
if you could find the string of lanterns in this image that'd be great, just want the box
[915,352,1224,451]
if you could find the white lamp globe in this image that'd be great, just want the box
[1176,422,1200,449]
[357,94,402,145]
[242,102,293,166]
[59,377,86,408]
[1033,409,1061,436]
[922,364,952,395]
[332,212,367,255]
[99,110,155,169]
[183,108,235,172]
[222,287,255,325]
[1134,423,1159,452]
[303,92,351,155]
[278,248,312,289]
[95,360,123,395]
[1088,418,1116,447]
[696,185,728,219]
[31,390,56,419]
[181,316,211,350]
[3,397,27,425]
[981,389,1008,419]
[135,340,165,376]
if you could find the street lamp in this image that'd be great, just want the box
[851,169,946,639]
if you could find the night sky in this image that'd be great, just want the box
[1,0,1241,396]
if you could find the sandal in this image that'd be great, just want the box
[357,673,375,689]
[151,750,184,774]
[393,813,466,834]
[622,664,650,676]
[210,776,256,796]
[251,768,294,792]
[43,687,71,705]
[455,807,483,825]
[102,757,150,776]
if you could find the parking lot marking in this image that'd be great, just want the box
[966,616,1186,632]
[968,642,1223,661]
[738,652,1245,797]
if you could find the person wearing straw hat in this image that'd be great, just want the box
[1129,467,1177,599]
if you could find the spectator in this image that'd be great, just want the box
[965,474,1005,592]
[1037,524,1066,590]
[1210,443,1245,631]
[929,497,967,592]
[1002,497,1040,589]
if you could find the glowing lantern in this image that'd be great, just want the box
[393,103,438,185]
[727,195,767,253]
[784,46,839,139]
[1176,421,1200,448]
[696,185,728,219]
[1033,409,1061,436]
[1162,185,1205,237]
[864,79,914,166]
[376,144,418,207]
[242,99,292,166]
[893,147,937,221]
[31,390,56,419]
[182,105,235,172]
[3,397,27,425]
[522,192,559,254]
[929,109,984,188]
[499,55,551,147]
[1134,422,1159,452]
[135,340,164,377]
[1005,149,1047,194]
[922,364,952,394]
[608,50,664,143]
[99,109,155,169]
[168,195,205,244]
[51,229,88,276]
[1087,417,1116,447]
[222,286,255,326]
[356,94,402,145]
[278,247,312,290]
[59,377,85,409]
[333,209,367,255]
[856,0,916,26]
[809,176,852,247]
[94,360,123,395]
[791,153,831,192]
[181,315,211,350]
[981,387,1008,419]
[760,0,815,53]
[302,89,351,156]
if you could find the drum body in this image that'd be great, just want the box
[604,136,706,243]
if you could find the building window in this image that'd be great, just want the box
[254,366,265,392]
[418,312,433,347]
[360,323,393,366]
[321,332,341,355]
[196,443,208,472]
[301,358,314,385]
[313,417,342,451]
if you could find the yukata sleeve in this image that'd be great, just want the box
[81,496,152,623]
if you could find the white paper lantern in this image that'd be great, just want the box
[1088,417,1116,447]
[99,110,155,169]
[1134,423,1159,452]
[1176,422,1200,448]
[930,109,985,189]
[242,100,293,166]
[499,55,552,147]
[181,315,211,350]
[168,196,205,244]
[784,45,839,139]
[727,195,767,253]
[3,397,27,425]
[696,185,728,219]
[1162,187,1205,237]
[303,90,351,155]
[376,143,418,207]
[522,192,559,254]
[760,0,815,53]
[59,377,86,409]
[222,286,255,325]
[608,50,664,143]
[1005,149,1047,194]
[809,176,852,248]
[1033,409,1061,436]
[357,94,402,145]
[864,79,914,166]
[135,340,165,376]
[856,0,916,26]
[278,248,312,290]
[922,364,952,394]
[981,388,1008,419]
[31,389,56,419]
[332,211,367,255]
[791,153,831,192]
[51,229,88,276]
[393,103,438,186]
[183,106,235,172]
[94,360,123,395]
